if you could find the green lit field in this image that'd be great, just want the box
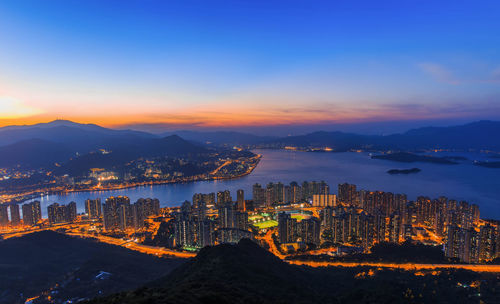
[183,245,200,252]
[249,215,264,221]
[291,214,310,221]
[252,220,278,229]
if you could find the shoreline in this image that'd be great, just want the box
[5,155,261,204]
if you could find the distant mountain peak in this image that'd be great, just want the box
[40,119,106,130]
[47,119,79,124]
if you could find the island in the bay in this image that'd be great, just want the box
[387,168,421,175]
[371,152,459,164]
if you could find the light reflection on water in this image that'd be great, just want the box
[27,149,500,219]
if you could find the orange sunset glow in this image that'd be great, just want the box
[0,101,492,130]
[2,1,500,303]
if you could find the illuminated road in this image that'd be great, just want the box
[209,155,261,177]
[4,227,500,272]
[210,160,233,175]
[64,231,197,258]
[287,260,500,273]
[255,228,285,259]
[1,227,51,239]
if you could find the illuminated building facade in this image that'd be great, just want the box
[10,204,21,226]
[85,199,102,219]
[47,202,77,224]
[22,201,41,226]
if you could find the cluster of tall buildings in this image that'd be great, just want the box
[218,200,250,243]
[276,182,410,250]
[171,190,251,249]
[321,206,376,249]
[446,222,500,263]
[252,181,329,207]
[0,201,41,227]
[192,189,246,210]
[47,202,77,224]
[2,178,498,264]
[102,197,160,231]
[278,212,321,246]
[193,190,243,208]
[1,196,161,231]
[173,201,216,249]
[322,184,484,252]
[272,181,498,263]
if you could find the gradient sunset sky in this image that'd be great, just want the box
[1,1,499,133]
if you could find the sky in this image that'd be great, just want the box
[0,0,499,134]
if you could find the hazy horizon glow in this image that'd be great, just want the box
[1,0,499,130]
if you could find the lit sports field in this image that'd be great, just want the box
[291,214,309,221]
[249,215,264,221]
[251,211,311,229]
[253,220,278,229]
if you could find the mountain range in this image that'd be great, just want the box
[0,120,207,169]
[0,120,499,169]
[267,120,500,151]
[0,120,155,149]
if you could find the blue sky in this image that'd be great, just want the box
[0,0,499,133]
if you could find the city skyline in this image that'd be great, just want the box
[1,1,500,132]
[0,180,493,265]
[2,2,500,303]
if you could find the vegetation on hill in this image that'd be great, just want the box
[86,239,500,304]
[0,231,183,304]
[291,242,451,264]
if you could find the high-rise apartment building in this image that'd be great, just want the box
[102,196,130,231]
[236,189,245,211]
[252,183,265,207]
[9,204,21,226]
[312,194,336,207]
[22,201,41,226]
[217,190,232,206]
[85,199,102,219]
[0,205,9,227]
[338,183,357,205]
[278,212,297,244]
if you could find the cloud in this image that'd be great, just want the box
[109,95,500,133]
[418,63,460,85]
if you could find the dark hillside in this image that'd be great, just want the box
[0,231,183,304]
[87,239,500,304]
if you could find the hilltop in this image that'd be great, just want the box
[87,239,500,304]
